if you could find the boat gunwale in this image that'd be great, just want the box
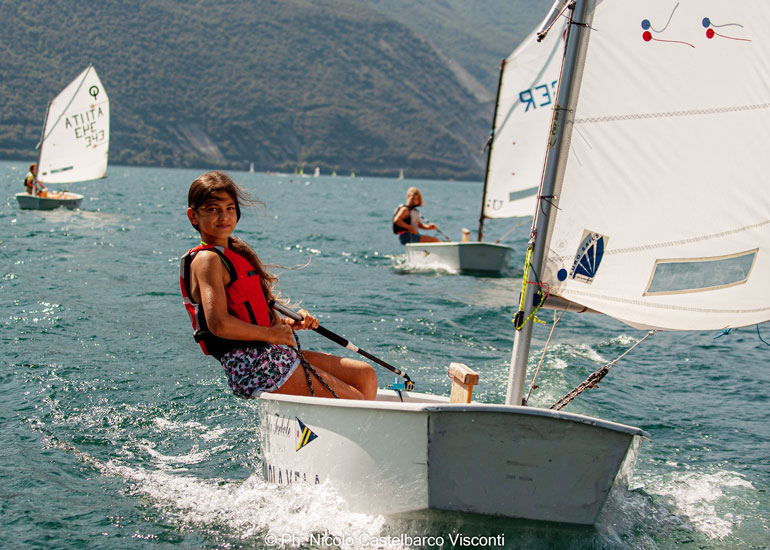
[405,241,513,251]
[257,390,648,438]
[15,191,84,202]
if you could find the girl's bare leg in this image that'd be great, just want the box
[303,351,378,400]
[272,351,377,400]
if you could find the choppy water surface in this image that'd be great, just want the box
[1,161,768,549]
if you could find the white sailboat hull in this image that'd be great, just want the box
[405,242,512,274]
[15,192,83,210]
[258,390,644,524]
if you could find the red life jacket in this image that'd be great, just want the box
[179,244,272,358]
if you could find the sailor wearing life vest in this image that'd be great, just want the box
[392,187,440,244]
[180,171,377,400]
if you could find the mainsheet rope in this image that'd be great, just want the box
[758,324,770,347]
[524,308,567,405]
[290,329,339,399]
[494,217,529,245]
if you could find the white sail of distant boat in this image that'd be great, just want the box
[16,64,110,210]
[405,13,566,274]
[481,13,567,220]
[258,0,770,526]
[397,168,404,180]
[38,65,109,183]
[313,166,320,177]
[249,162,255,173]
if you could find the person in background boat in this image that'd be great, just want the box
[181,171,377,401]
[24,163,47,196]
[23,164,35,194]
[392,187,440,244]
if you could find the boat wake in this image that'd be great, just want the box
[590,467,763,550]
[102,466,394,549]
[641,469,756,540]
[391,253,460,275]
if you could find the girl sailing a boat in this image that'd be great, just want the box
[392,187,440,244]
[180,171,377,400]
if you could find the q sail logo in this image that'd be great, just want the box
[560,230,608,284]
[296,418,318,452]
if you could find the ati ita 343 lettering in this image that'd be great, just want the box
[64,107,106,147]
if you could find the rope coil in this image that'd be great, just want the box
[514,244,549,330]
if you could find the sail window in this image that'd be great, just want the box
[508,186,539,202]
[644,249,757,296]
[50,166,74,174]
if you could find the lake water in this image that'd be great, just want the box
[1,161,768,549]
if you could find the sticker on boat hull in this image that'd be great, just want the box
[296,417,318,451]
[263,415,322,485]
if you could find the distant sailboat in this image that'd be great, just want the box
[313,166,320,177]
[16,65,110,210]
[397,168,404,180]
[405,14,566,275]
[249,162,255,173]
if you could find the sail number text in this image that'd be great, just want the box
[64,107,107,147]
[519,80,558,112]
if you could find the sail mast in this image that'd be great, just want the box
[477,59,507,242]
[506,0,589,406]
[33,102,53,187]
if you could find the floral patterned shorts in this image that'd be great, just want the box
[220,344,300,398]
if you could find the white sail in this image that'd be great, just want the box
[539,0,770,330]
[37,65,110,184]
[483,11,568,219]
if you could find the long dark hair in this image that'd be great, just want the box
[187,171,279,324]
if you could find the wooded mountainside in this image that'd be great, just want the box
[0,0,551,180]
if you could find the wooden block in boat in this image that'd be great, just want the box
[448,362,479,403]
